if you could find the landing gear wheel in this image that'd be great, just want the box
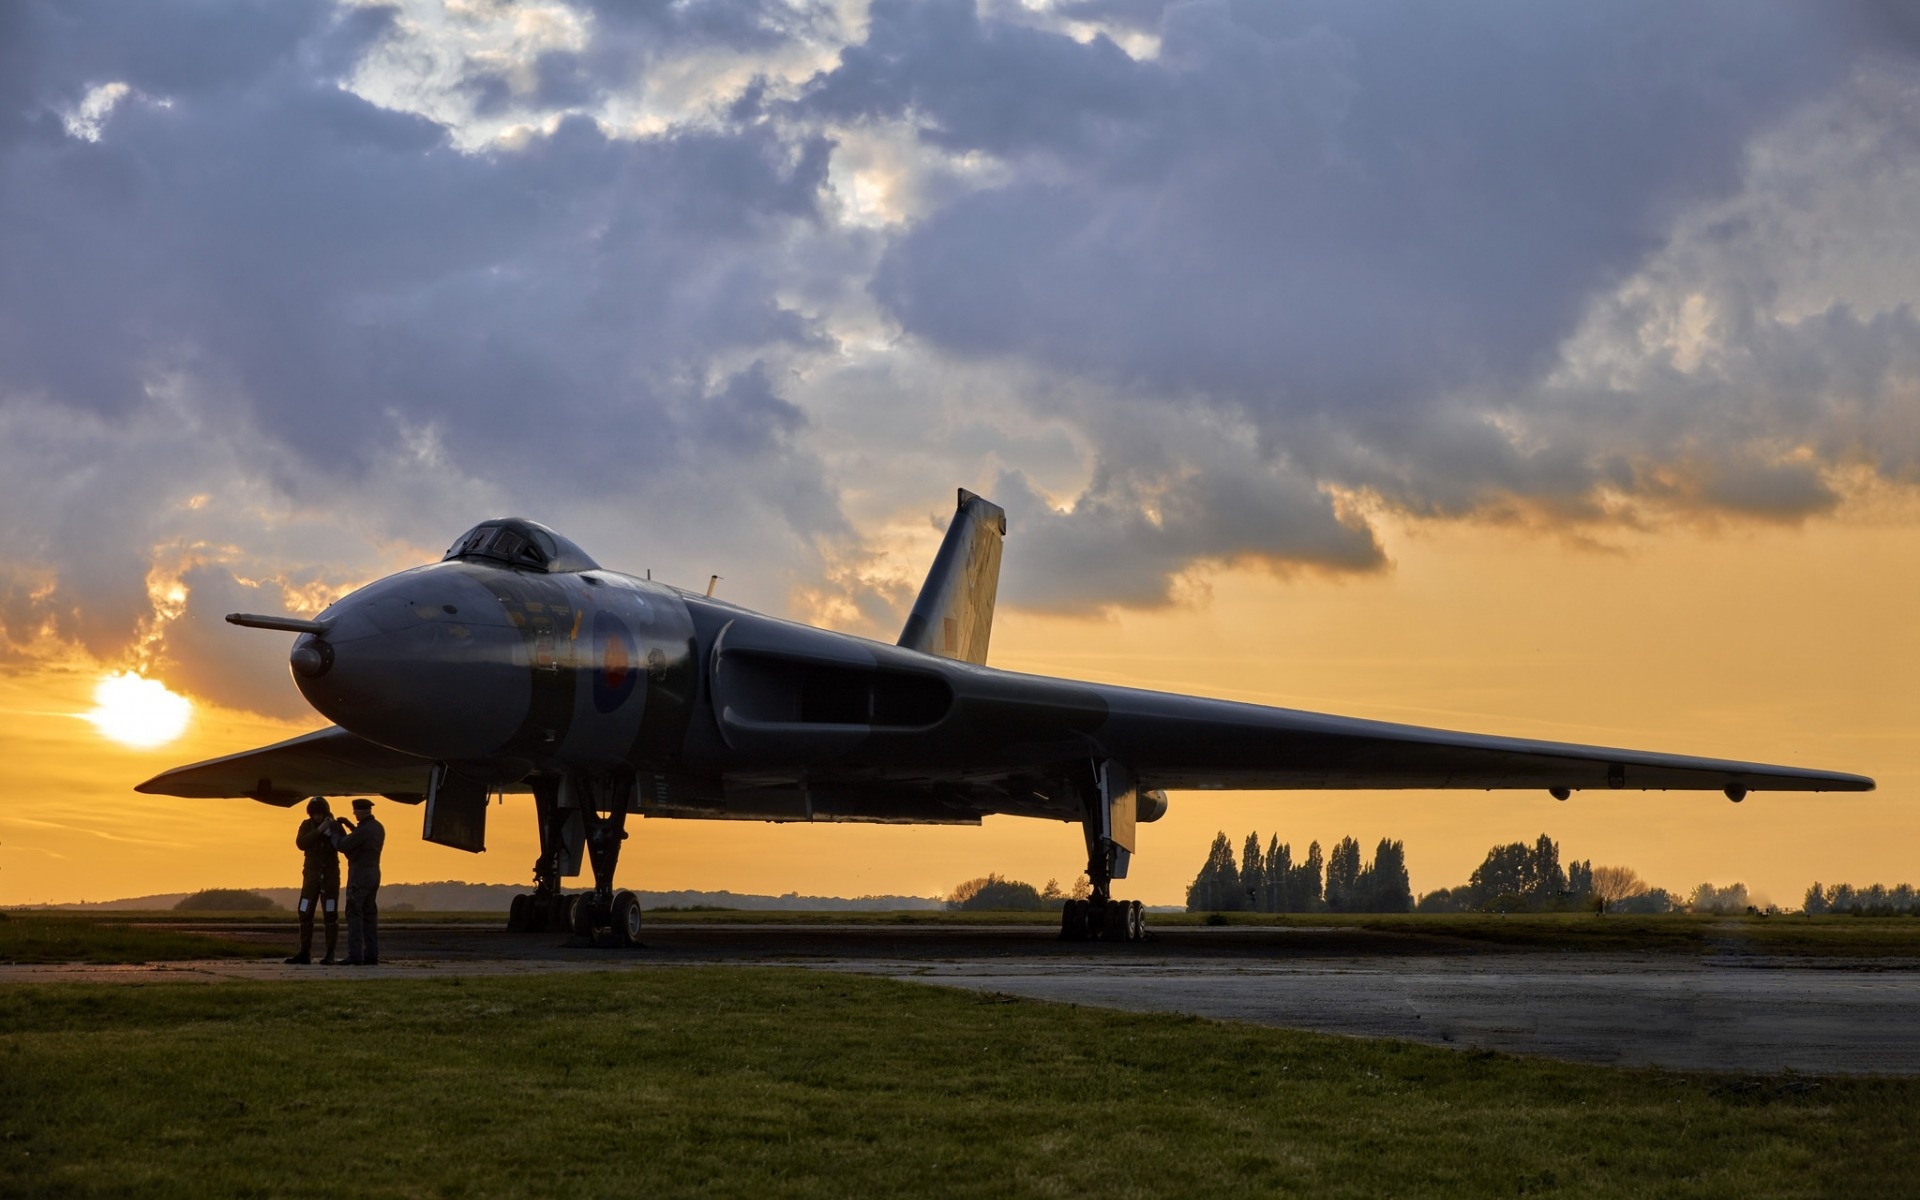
[611,891,643,948]
[507,893,530,932]
[1101,899,1131,941]
[1059,899,1089,941]
[569,893,599,938]
[1128,900,1146,942]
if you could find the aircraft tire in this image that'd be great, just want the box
[611,891,642,947]
[1129,901,1146,942]
[507,894,529,932]
[569,893,597,937]
[1059,899,1087,941]
[1101,900,1130,942]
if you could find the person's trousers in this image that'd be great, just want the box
[298,875,339,959]
[345,885,379,963]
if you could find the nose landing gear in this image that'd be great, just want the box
[504,773,643,948]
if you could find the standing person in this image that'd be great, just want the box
[330,798,386,966]
[286,797,341,965]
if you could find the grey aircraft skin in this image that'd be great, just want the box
[140,489,1874,942]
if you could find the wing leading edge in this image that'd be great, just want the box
[1055,675,1874,795]
[134,726,438,806]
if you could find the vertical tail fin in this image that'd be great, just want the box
[897,488,1006,665]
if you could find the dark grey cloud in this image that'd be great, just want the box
[994,456,1383,613]
[2,0,1917,703]
[787,0,1920,609]
[0,0,854,695]
[824,0,1857,412]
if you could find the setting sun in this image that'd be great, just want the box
[85,671,192,748]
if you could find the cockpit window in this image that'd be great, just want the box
[442,518,599,573]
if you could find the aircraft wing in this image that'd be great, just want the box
[707,620,1874,800]
[1045,675,1874,794]
[134,726,438,806]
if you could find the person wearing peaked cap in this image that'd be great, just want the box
[329,797,386,965]
[286,797,341,965]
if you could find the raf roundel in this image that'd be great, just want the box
[591,611,640,714]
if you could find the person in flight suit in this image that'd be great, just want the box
[286,797,341,965]
[330,798,386,965]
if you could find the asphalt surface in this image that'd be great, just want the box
[7,921,1918,1076]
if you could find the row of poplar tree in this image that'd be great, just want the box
[1185,832,1414,913]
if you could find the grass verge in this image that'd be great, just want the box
[1170,911,1920,957]
[633,908,1920,957]
[0,914,268,964]
[1,967,1915,1197]
[13,908,508,926]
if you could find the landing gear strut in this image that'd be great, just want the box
[507,778,574,932]
[1059,760,1148,942]
[568,775,641,948]
[505,773,643,948]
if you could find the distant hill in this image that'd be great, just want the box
[31,882,946,913]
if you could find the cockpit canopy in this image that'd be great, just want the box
[442,518,599,574]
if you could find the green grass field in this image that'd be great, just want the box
[1,968,1913,1198]
[0,914,271,964]
[16,908,509,926]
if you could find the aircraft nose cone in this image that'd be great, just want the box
[292,568,530,760]
[290,637,334,679]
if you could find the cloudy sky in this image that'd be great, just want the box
[3,0,1918,905]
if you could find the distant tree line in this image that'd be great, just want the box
[1804,882,1920,916]
[945,874,1087,912]
[1186,832,1413,913]
[174,888,280,912]
[1416,835,1596,913]
[1417,838,1770,915]
[1684,882,1751,914]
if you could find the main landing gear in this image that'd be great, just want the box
[505,773,643,948]
[1059,760,1149,943]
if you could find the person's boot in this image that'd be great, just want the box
[285,915,314,964]
[320,918,339,965]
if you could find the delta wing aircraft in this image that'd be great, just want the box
[141,490,1872,942]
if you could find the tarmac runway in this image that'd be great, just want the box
[8,921,1918,1076]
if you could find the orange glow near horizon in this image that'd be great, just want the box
[0,512,1913,909]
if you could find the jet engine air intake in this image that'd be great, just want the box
[720,652,952,729]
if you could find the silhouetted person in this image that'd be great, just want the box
[286,796,341,965]
[330,797,386,965]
